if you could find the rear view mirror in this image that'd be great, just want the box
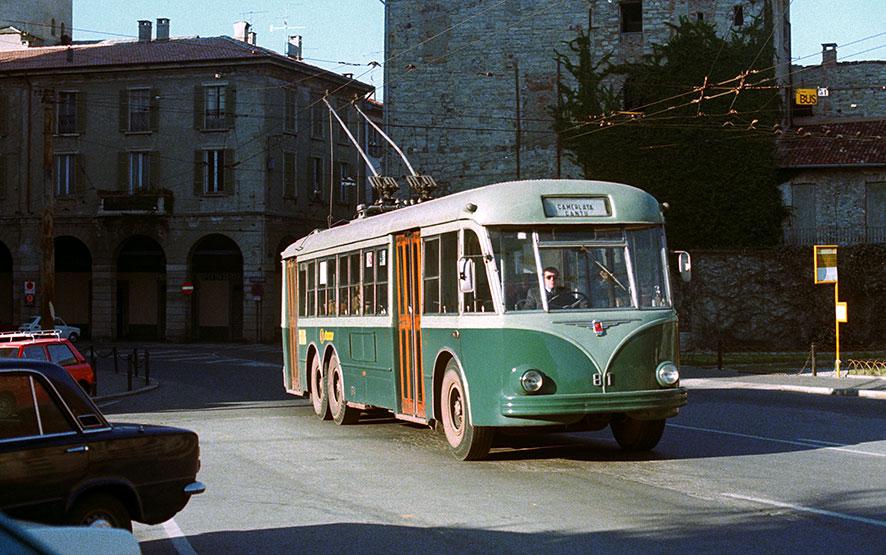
[458,257,475,293]
[675,251,691,282]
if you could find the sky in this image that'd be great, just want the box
[72,0,885,98]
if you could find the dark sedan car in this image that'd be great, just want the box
[0,359,204,531]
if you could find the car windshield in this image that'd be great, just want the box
[491,226,671,311]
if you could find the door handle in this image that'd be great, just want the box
[66,445,89,454]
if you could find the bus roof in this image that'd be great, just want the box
[282,179,664,259]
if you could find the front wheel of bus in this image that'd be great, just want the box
[309,355,331,420]
[327,353,359,425]
[611,417,665,451]
[440,363,493,461]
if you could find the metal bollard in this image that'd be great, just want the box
[144,350,150,386]
[126,355,133,391]
[811,342,817,377]
[113,346,119,374]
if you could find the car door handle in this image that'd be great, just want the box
[66,445,89,454]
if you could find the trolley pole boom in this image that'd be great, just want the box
[321,97,379,178]
[353,101,417,177]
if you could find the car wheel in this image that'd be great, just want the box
[309,355,331,420]
[327,353,359,425]
[68,332,79,343]
[68,493,132,532]
[610,417,665,451]
[439,361,493,461]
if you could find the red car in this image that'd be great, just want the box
[0,332,96,396]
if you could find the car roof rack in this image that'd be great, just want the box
[0,330,62,343]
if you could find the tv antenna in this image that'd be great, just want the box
[269,18,305,34]
[240,10,268,23]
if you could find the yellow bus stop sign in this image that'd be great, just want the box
[796,88,818,106]
[814,245,838,284]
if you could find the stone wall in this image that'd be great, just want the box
[793,60,886,120]
[384,0,784,192]
[675,246,886,351]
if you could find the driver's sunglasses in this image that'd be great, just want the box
[544,274,557,281]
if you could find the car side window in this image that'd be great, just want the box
[46,344,77,366]
[22,346,47,361]
[0,374,72,440]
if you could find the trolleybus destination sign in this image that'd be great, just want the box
[542,197,610,217]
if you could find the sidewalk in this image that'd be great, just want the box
[681,366,886,400]
[91,357,158,402]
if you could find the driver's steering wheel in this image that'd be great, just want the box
[549,290,589,309]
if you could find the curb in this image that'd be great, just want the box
[93,380,160,402]
[681,378,886,400]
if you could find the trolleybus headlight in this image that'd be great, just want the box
[520,370,544,393]
[656,362,679,387]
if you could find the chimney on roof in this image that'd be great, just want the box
[156,18,170,41]
[234,21,251,43]
[247,30,257,45]
[138,20,152,42]
[822,43,837,65]
[287,35,303,60]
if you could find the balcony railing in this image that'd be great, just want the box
[98,190,172,216]
[783,226,886,246]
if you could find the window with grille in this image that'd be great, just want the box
[57,92,77,134]
[129,89,151,132]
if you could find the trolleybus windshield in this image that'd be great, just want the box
[491,225,671,312]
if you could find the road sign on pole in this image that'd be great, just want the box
[813,246,845,376]
[181,282,195,295]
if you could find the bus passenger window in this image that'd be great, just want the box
[363,250,376,315]
[338,254,350,315]
[440,232,458,313]
[318,258,335,316]
[298,262,308,317]
[306,261,316,317]
[376,248,388,315]
[349,252,361,315]
[463,230,493,313]
[423,237,440,314]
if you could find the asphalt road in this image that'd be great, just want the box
[100,344,886,554]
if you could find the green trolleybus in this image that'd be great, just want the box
[280,179,688,460]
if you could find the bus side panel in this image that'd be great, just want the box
[328,324,398,410]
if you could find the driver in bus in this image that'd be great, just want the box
[524,266,570,309]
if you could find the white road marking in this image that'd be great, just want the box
[722,493,886,528]
[667,423,886,458]
[161,518,199,555]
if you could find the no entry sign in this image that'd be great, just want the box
[181,282,195,295]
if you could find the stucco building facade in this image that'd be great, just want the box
[0,20,378,341]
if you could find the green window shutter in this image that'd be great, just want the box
[0,93,8,136]
[194,150,204,195]
[223,149,235,193]
[0,153,6,199]
[119,90,128,132]
[149,151,161,190]
[285,89,296,133]
[284,152,296,198]
[225,86,236,129]
[150,88,160,132]
[193,86,204,130]
[118,151,129,191]
[76,92,87,134]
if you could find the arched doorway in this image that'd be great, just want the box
[55,236,92,339]
[0,242,12,329]
[190,234,243,341]
[116,236,166,340]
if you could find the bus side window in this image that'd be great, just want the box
[338,254,350,315]
[423,237,440,314]
[298,262,308,317]
[376,247,388,315]
[306,261,316,317]
[349,252,361,316]
[440,232,458,313]
[363,250,376,315]
[463,230,493,313]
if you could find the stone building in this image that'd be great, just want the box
[0,19,378,341]
[384,0,791,192]
[779,44,886,246]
